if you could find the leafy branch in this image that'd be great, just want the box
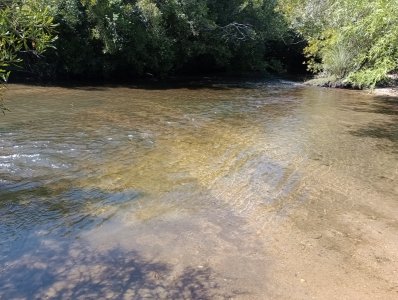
[0,0,57,114]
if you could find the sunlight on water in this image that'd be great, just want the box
[0,82,397,299]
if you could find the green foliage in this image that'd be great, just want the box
[4,0,396,91]
[278,0,398,88]
[0,0,304,83]
[0,0,57,112]
[0,0,57,69]
[322,43,355,79]
[43,0,292,79]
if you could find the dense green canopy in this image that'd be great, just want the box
[47,0,293,79]
[278,0,398,88]
[1,0,397,89]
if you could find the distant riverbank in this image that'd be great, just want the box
[304,74,398,98]
[7,73,398,99]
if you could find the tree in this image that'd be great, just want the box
[44,0,291,79]
[278,0,398,88]
[0,0,56,113]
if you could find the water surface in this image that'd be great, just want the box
[0,82,397,299]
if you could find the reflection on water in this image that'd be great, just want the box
[0,82,397,298]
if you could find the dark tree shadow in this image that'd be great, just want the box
[0,180,142,241]
[350,121,398,144]
[0,179,250,299]
[347,95,398,151]
[344,95,398,116]
[0,243,245,299]
[12,76,299,92]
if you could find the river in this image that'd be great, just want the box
[0,81,397,299]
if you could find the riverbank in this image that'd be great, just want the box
[373,87,398,97]
[6,73,398,100]
[305,74,398,98]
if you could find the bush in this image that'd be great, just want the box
[278,0,398,88]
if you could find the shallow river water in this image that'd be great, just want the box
[0,81,397,299]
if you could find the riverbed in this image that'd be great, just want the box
[0,81,397,299]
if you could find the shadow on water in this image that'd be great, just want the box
[371,96,398,116]
[350,121,398,144]
[347,95,398,116]
[24,80,232,92]
[0,180,247,299]
[0,243,244,299]
[348,96,398,151]
[16,77,299,92]
[70,83,232,91]
[0,180,142,239]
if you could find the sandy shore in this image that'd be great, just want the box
[373,87,398,97]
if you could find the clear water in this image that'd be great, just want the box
[0,82,397,299]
